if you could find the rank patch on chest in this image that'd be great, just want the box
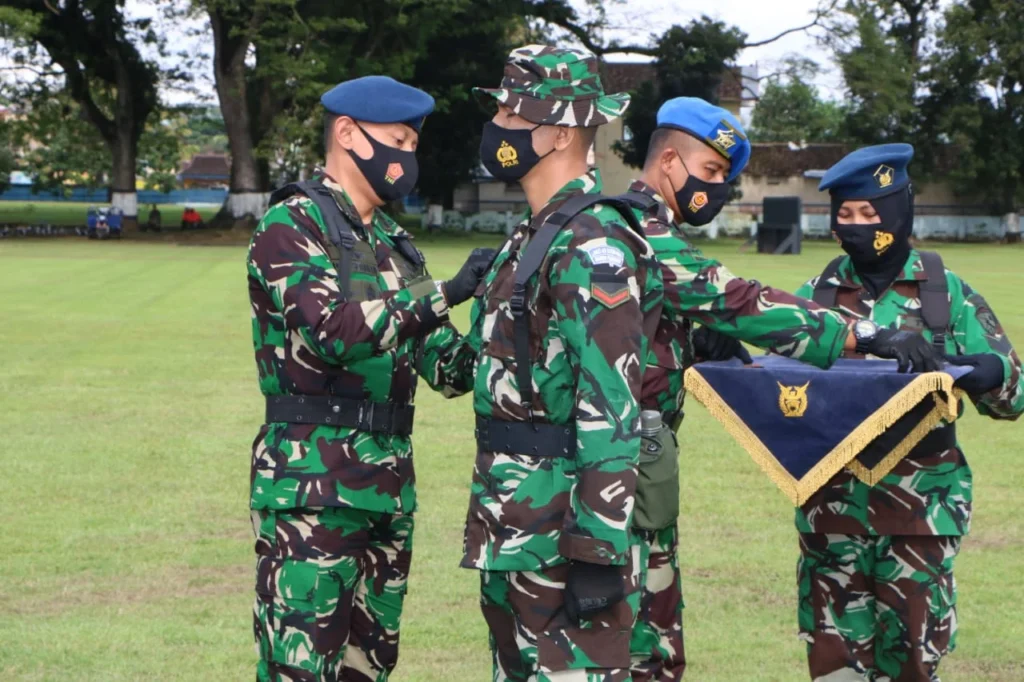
[591,280,630,309]
[582,244,625,268]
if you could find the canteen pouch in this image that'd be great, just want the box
[633,424,680,531]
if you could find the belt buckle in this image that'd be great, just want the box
[358,402,375,432]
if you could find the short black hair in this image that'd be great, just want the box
[324,112,340,154]
[643,127,707,169]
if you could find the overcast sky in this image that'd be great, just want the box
[595,0,844,96]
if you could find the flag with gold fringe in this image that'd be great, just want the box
[683,356,968,505]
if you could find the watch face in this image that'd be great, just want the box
[854,320,877,339]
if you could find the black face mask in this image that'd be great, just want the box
[350,124,418,203]
[671,159,731,226]
[479,121,553,182]
[832,188,914,297]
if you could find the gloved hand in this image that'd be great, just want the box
[692,326,753,364]
[443,248,497,306]
[866,328,942,373]
[945,353,1005,395]
[564,561,625,626]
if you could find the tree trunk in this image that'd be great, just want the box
[210,9,268,221]
[1004,211,1021,244]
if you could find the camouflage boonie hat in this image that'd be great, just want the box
[473,44,630,127]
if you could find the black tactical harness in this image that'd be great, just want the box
[263,179,423,435]
[476,193,647,457]
[813,249,957,449]
[812,249,950,355]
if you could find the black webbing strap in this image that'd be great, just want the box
[811,255,847,308]
[510,193,646,417]
[270,180,359,298]
[917,250,951,354]
[616,189,659,213]
[474,416,576,457]
[266,395,415,436]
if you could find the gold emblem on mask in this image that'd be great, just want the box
[688,191,708,213]
[496,141,518,168]
[777,381,810,418]
[874,164,894,188]
[874,230,894,255]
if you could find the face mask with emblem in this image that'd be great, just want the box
[832,187,914,296]
[479,121,554,181]
[350,123,419,203]
[671,157,731,227]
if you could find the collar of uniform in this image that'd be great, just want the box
[628,178,676,224]
[313,169,408,241]
[527,168,604,231]
[833,249,926,290]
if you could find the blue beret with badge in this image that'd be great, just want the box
[819,143,914,200]
[656,97,750,182]
[320,76,435,133]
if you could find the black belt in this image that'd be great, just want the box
[265,396,415,436]
[475,416,576,457]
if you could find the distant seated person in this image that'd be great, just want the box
[180,207,203,230]
[147,204,162,232]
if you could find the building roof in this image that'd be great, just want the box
[601,62,753,104]
[745,143,850,178]
[180,154,230,180]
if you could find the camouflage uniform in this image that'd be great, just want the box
[626,179,859,681]
[247,172,470,681]
[424,46,665,681]
[793,250,1024,681]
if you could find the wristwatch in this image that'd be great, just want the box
[853,319,880,355]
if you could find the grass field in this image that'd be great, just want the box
[0,201,220,226]
[1,237,1022,682]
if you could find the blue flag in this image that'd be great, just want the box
[683,356,969,504]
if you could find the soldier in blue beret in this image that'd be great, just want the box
[789,143,1024,681]
[618,103,952,682]
[245,75,495,681]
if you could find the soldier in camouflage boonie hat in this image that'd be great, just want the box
[473,44,630,127]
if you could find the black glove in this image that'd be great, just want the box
[692,326,753,364]
[865,328,942,373]
[443,247,497,306]
[563,561,625,626]
[945,353,1005,395]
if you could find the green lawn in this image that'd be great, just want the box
[1,238,1022,682]
[0,201,220,226]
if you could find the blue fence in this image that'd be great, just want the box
[0,185,228,205]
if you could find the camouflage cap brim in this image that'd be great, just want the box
[473,87,630,127]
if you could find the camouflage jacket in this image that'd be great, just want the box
[246,172,471,514]
[437,170,662,571]
[795,250,1024,536]
[628,180,853,416]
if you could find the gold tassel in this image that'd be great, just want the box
[683,367,964,505]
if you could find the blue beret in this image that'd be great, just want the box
[320,76,435,132]
[819,143,914,200]
[656,97,750,182]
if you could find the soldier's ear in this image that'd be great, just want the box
[552,126,574,152]
[660,147,679,177]
[335,116,357,151]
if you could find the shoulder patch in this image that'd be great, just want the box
[582,244,625,268]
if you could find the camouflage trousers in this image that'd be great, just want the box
[252,507,414,682]
[798,533,960,682]
[479,543,643,682]
[630,524,685,681]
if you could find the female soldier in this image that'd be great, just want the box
[793,143,1023,682]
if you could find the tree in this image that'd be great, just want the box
[748,75,847,143]
[411,0,529,208]
[614,17,747,169]
[923,0,1024,217]
[196,0,461,223]
[0,0,168,223]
